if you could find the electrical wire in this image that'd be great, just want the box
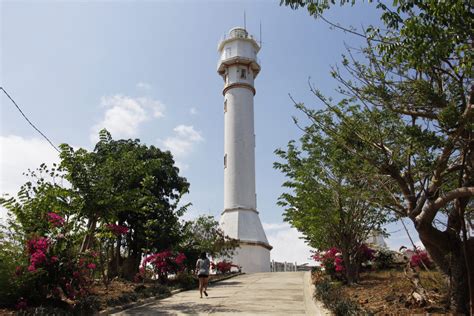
[1,87,60,153]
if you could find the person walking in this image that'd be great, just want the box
[195,252,210,298]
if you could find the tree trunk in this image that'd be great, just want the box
[80,218,97,253]
[122,252,141,280]
[107,239,121,278]
[341,245,358,284]
[417,224,470,314]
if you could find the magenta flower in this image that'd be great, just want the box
[175,252,186,265]
[47,212,65,227]
[106,223,129,236]
[87,263,96,270]
[27,236,49,254]
[15,266,23,276]
[15,298,28,310]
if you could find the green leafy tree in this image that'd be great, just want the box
[60,130,190,279]
[180,215,238,271]
[282,0,473,312]
[275,130,390,283]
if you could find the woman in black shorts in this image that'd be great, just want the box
[195,252,210,298]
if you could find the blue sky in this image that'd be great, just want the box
[1,0,420,263]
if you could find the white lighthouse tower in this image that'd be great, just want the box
[217,27,272,273]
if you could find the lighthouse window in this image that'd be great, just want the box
[240,68,247,79]
[225,47,231,58]
[224,99,227,113]
[224,154,227,168]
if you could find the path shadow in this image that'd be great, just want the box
[122,301,239,315]
[212,281,241,286]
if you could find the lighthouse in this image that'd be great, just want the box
[217,27,272,273]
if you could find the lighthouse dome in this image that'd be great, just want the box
[229,27,248,38]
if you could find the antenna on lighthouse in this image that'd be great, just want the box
[244,10,246,30]
[259,21,262,47]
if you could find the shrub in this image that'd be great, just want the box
[358,244,375,262]
[16,306,70,316]
[313,244,376,280]
[312,247,345,280]
[313,276,362,316]
[174,272,198,290]
[140,250,186,283]
[73,295,101,314]
[150,284,171,297]
[410,250,434,269]
[3,211,98,308]
[0,235,25,307]
[215,260,233,274]
[373,248,395,270]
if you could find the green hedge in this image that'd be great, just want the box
[314,277,365,316]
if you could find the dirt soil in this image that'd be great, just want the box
[340,270,450,315]
[91,279,138,303]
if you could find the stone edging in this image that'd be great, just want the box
[98,273,244,315]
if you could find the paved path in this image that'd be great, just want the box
[113,272,329,315]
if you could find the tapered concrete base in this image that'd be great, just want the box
[232,242,271,273]
[220,209,272,273]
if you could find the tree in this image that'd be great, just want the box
[60,130,190,279]
[180,215,238,271]
[0,163,79,239]
[282,0,473,312]
[274,128,390,283]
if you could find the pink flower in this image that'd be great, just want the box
[15,266,23,276]
[175,253,186,265]
[15,298,27,310]
[106,223,129,236]
[47,212,65,227]
[50,256,59,263]
[78,257,85,267]
[28,249,47,271]
[27,236,49,254]
[410,250,432,268]
[87,263,96,270]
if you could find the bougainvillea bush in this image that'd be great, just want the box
[138,250,186,283]
[210,260,239,274]
[313,247,345,280]
[410,250,434,269]
[313,245,376,282]
[3,212,98,309]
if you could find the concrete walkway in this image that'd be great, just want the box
[113,272,329,315]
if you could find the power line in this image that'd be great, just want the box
[0,87,60,153]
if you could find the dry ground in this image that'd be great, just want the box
[335,269,451,314]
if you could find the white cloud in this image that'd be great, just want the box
[189,107,198,115]
[175,161,189,172]
[262,222,291,231]
[136,81,152,90]
[0,135,61,221]
[264,222,315,264]
[162,125,204,158]
[90,95,165,143]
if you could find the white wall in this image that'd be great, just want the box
[224,86,256,210]
[232,244,271,273]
